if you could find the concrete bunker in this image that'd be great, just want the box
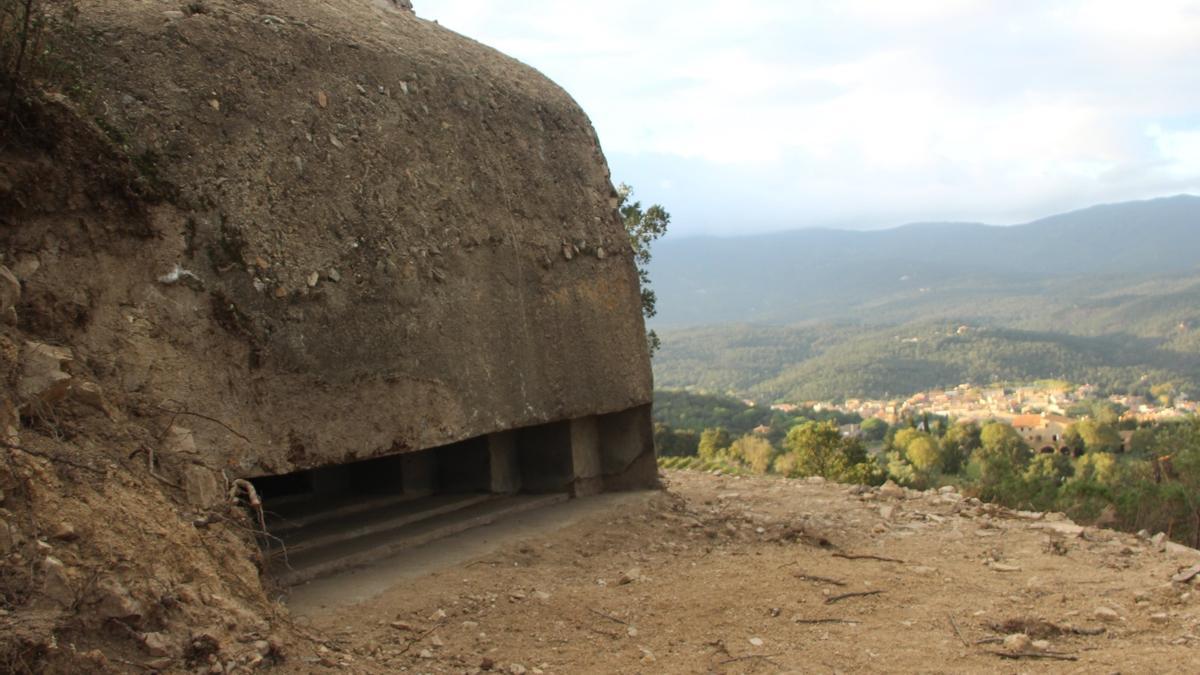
[16,0,661,591]
[250,405,654,585]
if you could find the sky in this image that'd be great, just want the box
[419,1,1200,237]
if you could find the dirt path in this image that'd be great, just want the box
[280,471,1200,673]
[285,492,658,614]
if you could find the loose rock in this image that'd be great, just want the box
[184,465,223,509]
[141,631,174,657]
[18,342,73,406]
[879,480,906,499]
[70,381,121,420]
[93,576,145,619]
[1151,532,1167,551]
[51,522,77,541]
[0,265,19,324]
[1003,633,1032,652]
[1171,563,1200,583]
[41,556,75,606]
[163,426,198,455]
[0,519,14,555]
[619,568,644,585]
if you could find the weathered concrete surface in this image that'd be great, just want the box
[570,416,605,497]
[3,0,653,480]
[488,432,522,494]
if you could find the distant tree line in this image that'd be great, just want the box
[652,390,860,457]
[657,389,1200,547]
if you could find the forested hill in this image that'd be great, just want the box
[653,321,1200,402]
[648,194,1200,328]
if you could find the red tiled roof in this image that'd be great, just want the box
[1011,414,1043,429]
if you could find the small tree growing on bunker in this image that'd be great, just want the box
[618,183,669,355]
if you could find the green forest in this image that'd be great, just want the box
[654,321,1200,402]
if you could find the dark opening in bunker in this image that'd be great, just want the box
[248,406,656,586]
[250,437,495,529]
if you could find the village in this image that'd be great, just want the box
[774,383,1194,424]
[748,383,1197,452]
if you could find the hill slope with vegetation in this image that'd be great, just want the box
[650,195,1200,401]
[655,321,1200,401]
[648,194,1200,329]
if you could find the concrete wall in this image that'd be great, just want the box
[37,1,654,486]
[598,405,657,491]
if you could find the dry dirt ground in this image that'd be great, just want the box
[277,470,1200,674]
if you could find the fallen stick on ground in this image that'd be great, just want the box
[832,553,905,563]
[719,654,782,666]
[948,615,970,647]
[111,657,157,671]
[985,619,1106,637]
[793,618,860,625]
[588,608,629,626]
[395,624,442,656]
[991,651,1079,662]
[825,590,884,605]
[792,571,847,586]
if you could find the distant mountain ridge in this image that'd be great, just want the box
[650,195,1200,401]
[648,194,1200,328]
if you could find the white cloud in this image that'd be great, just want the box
[1149,125,1200,178]
[419,0,1200,234]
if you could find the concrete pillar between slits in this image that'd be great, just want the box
[570,415,604,497]
[488,430,522,494]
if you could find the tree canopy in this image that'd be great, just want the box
[618,183,669,355]
[780,420,868,481]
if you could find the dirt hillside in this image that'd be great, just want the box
[284,469,1200,674]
